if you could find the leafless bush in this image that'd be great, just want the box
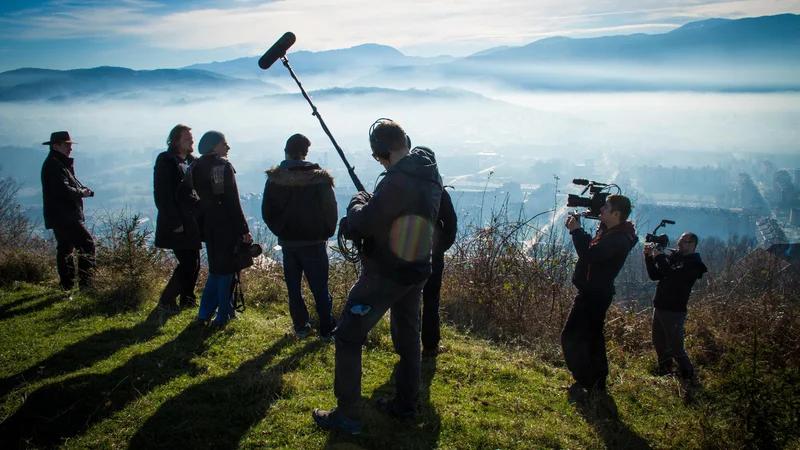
[0,170,54,285]
[237,224,285,308]
[88,208,171,311]
[441,194,573,355]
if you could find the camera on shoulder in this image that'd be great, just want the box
[645,219,675,251]
[566,178,620,220]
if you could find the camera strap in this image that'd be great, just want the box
[51,155,87,190]
[232,271,246,313]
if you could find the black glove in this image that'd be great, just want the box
[348,191,372,211]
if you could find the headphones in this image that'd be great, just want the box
[369,117,412,160]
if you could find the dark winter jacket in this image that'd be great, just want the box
[646,252,708,312]
[261,160,337,246]
[41,150,85,230]
[571,221,638,296]
[347,146,443,285]
[153,150,202,250]
[183,154,250,275]
[432,188,457,258]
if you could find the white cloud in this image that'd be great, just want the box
[2,0,799,56]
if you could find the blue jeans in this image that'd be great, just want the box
[282,243,334,336]
[198,273,235,324]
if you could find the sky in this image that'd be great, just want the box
[0,0,799,71]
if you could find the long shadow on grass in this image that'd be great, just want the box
[325,355,442,449]
[0,321,212,449]
[0,309,170,398]
[0,293,64,321]
[0,292,51,315]
[576,392,652,450]
[127,335,324,450]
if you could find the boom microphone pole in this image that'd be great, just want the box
[258,32,366,192]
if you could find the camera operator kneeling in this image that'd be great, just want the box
[644,233,707,381]
[562,195,637,403]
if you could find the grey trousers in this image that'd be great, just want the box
[333,259,426,420]
[652,308,694,379]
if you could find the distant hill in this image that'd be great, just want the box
[0,67,283,102]
[185,43,459,86]
[353,14,800,92]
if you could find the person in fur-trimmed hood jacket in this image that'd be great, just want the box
[262,133,337,338]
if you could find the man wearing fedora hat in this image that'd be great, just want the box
[41,131,96,291]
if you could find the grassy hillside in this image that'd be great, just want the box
[1,280,787,450]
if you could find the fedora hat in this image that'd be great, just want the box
[42,131,77,145]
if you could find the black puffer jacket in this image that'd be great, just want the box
[41,150,84,229]
[571,221,638,296]
[432,188,457,258]
[347,146,442,285]
[646,252,708,312]
[261,160,337,245]
[183,154,249,275]
[153,150,202,250]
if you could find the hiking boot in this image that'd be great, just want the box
[312,408,362,435]
[156,302,180,314]
[652,363,674,377]
[179,296,198,309]
[566,382,588,404]
[375,397,416,423]
[422,345,448,357]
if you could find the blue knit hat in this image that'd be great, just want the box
[198,131,225,155]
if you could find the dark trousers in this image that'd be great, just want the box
[561,292,613,390]
[282,243,334,336]
[52,222,95,290]
[652,308,694,379]
[421,255,444,351]
[333,259,425,420]
[158,249,201,307]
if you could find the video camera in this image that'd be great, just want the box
[645,219,675,251]
[566,178,621,220]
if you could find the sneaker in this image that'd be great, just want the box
[312,408,362,435]
[422,345,448,357]
[295,323,313,339]
[375,397,416,422]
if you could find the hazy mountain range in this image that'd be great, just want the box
[0,14,798,102]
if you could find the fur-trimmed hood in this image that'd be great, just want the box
[266,164,335,188]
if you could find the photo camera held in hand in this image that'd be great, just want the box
[566,178,621,220]
[645,219,675,251]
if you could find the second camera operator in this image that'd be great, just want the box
[562,195,637,402]
[644,232,707,381]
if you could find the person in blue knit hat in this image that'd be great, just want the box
[182,131,253,326]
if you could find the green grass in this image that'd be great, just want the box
[0,282,757,449]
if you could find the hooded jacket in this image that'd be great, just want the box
[646,252,708,312]
[261,160,337,246]
[183,153,249,274]
[571,221,638,296]
[347,146,443,285]
[433,188,457,258]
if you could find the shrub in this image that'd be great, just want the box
[0,170,54,285]
[88,208,171,311]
